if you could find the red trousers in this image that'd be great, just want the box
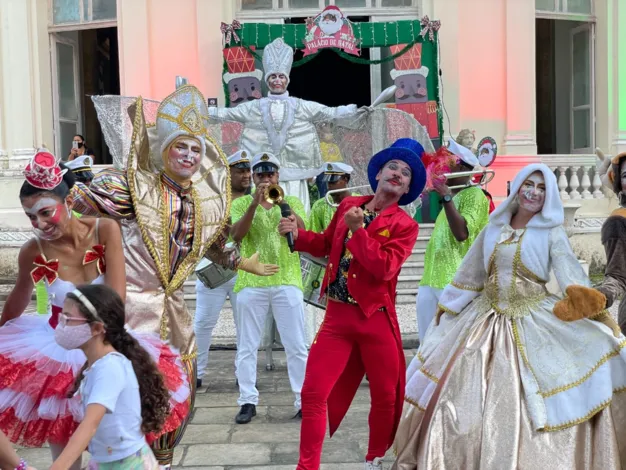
[297,300,400,469]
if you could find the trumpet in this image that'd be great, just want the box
[325,184,371,207]
[264,184,285,205]
[443,169,495,190]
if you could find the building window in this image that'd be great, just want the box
[51,0,116,26]
[536,0,593,16]
[239,0,418,11]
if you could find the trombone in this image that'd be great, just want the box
[325,184,371,207]
[444,169,495,190]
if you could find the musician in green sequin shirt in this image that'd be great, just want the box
[230,152,310,425]
[417,139,490,343]
[309,162,355,234]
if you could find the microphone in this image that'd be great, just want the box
[279,202,295,253]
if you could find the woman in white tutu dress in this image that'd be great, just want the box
[393,163,626,469]
[0,152,190,467]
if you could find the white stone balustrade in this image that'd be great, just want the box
[540,155,605,201]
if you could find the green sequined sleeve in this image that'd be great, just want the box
[286,195,309,230]
[230,195,252,224]
[457,187,490,241]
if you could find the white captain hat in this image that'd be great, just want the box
[65,155,94,172]
[320,162,353,182]
[227,150,251,169]
[251,152,281,173]
[447,138,479,168]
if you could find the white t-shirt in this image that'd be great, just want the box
[80,352,146,462]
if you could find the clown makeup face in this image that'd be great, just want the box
[377,160,412,198]
[620,159,626,193]
[164,137,202,184]
[394,74,428,104]
[228,77,262,107]
[518,171,546,214]
[267,74,288,94]
[22,194,71,241]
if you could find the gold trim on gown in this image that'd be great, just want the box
[393,237,626,469]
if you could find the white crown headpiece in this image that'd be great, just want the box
[262,38,294,83]
[156,84,209,157]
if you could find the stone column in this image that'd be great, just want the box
[0,0,53,279]
[501,0,537,155]
[196,0,235,103]
[595,0,623,154]
[610,0,626,154]
[421,0,461,140]
[0,0,52,168]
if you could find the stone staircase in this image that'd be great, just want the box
[182,223,433,310]
[0,224,433,313]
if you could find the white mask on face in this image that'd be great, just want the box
[518,173,546,214]
[54,323,93,350]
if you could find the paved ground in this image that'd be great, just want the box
[17,349,416,469]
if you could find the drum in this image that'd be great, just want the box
[195,257,236,289]
[300,255,328,309]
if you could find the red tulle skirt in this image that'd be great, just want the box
[0,314,190,447]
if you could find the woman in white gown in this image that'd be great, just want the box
[393,163,626,469]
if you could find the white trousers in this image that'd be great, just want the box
[416,286,443,344]
[235,285,308,409]
[193,276,239,378]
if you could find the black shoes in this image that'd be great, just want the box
[235,404,257,424]
[293,410,302,419]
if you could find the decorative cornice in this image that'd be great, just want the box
[0,231,33,246]
[573,217,606,233]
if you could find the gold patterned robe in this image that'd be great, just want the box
[72,98,232,357]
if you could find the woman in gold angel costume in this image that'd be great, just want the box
[71,84,278,468]
[393,163,626,470]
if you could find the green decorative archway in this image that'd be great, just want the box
[221,18,443,140]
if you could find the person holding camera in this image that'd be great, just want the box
[68,134,95,162]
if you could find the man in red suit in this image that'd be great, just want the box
[279,139,427,470]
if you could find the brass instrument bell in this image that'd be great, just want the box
[264,184,285,205]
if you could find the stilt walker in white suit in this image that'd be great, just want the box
[208,38,365,213]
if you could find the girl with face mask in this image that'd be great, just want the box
[0,153,190,468]
[393,164,626,469]
[50,285,169,470]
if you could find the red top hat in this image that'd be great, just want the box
[23,151,66,190]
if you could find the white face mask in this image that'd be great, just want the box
[54,323,93,350]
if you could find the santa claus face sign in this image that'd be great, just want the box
[477,137,498,167]
[228,77,262,107]
[320,11,343,37]
[394,74,429,104]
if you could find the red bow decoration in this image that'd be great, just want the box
[221,20,242,46]
[83,244,106,275]
[30,254,60,285]
[419,16,441,42]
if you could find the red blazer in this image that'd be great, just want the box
[295,195,419,443]
[296,195,419,317]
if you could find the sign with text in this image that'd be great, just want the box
[302,6,359,57]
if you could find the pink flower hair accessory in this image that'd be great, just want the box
[23,151,67,190]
